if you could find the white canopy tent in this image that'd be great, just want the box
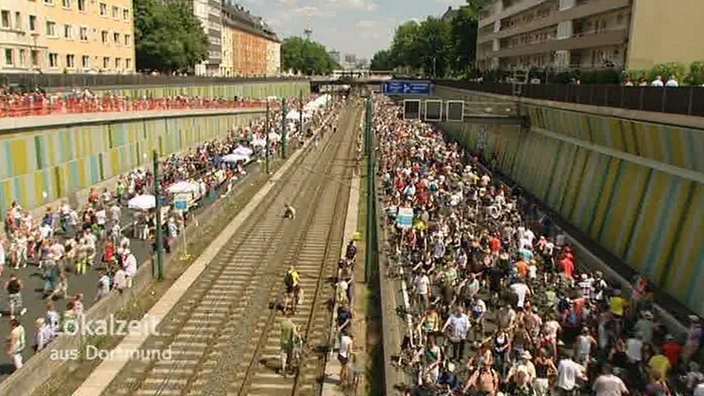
[166,181,199,194]
[222,153,250,163]
[232,145,253,156]
[128,194,156,210]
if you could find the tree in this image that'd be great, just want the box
[281,37,339,75]
[370,50,394,71]
[133,0,209,73]
[450,6,479,75]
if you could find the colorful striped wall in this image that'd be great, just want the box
[92,81,311,100]
[440,104,704,315]
[0,111,262,216]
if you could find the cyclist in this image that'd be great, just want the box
[279,310,300,378]
[284,266,301,312]
[283,204,296,219]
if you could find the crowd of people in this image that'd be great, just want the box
[373,95,703,396]
[0,100,307,371]
[0,85,267,118]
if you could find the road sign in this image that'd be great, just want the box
[396,207,414,229]
[383,80,431,96]
[446,100,464,122]
[403,100,421,120]
[424,100,442,121]
[174,193,189,211]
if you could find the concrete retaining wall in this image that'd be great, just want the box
[436,85,704,316]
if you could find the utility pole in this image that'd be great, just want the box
[153,149,164,281]
[364,96,374,283]
[281,97,287,158]
[299,90,304,140]
[265,100,270,175]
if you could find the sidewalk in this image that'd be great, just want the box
[321,168,361,395]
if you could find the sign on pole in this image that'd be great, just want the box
[403,100,421,120]
[446,100,465,122]
[396,207,414,229]
[424,100,442,121]
[383,80,431,96]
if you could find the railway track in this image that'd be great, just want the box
[103,100,361,396]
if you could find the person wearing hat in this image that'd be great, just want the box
[634,310,655,344]
[507,350,537,386]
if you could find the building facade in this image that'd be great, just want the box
[476,0,704,71]
[0,0,135,74]
[221,2,280,77]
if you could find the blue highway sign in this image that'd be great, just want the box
[383,80,431,96]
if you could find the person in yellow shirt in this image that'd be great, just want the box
[649,348,671,380]
[609,289,627,318]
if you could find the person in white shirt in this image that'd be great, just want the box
[557,353,587,393]
[651,75,664,87]
[122,250,137,288]
[414,272,431,311]
[442,307,470,361]
[510,280,531,310]
[593,364,628,396]
[665,75,679,87]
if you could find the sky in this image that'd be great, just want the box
[234,0,469,60]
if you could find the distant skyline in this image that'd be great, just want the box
[235,0,469,59]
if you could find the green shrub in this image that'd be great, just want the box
[647,62,687,82]
[684,61,704,86]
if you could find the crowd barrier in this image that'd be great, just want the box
[0,97,275,118]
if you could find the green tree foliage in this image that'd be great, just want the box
[133,0,209,73]
[370,49,394,71]
[281,37,339,76]
[371,3,482,77]
[646,62,687,82]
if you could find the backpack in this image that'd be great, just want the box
[284,272,294,288]
[567,308,579,326]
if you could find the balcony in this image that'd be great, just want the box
[478,0,630,43]
[478,28,627,60]
[479,0,551,28]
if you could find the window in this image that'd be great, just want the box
[29,15,36,31]
[114,57,120,69]
[123,8,129,21]
[113,32,119,45]
[101,30,108,43]
[44,0,54,5]
[63,24,72,39]
[125,58,131,69]
[111,6,118,19]
[49,52,58,67]
[46,21,56,37]
[31,50,39,66]
[124,34,131,46]
[62,0,70,9]
[4,49,13,65]
[77,0,85,11]
[1,10,9,29]
[99,3,107,16]
[66,54,74,68]
[79,26,88,41]
[14,12,20,30]
[18,49,25,66]
[102,56,109,69]
[82,55,89,69]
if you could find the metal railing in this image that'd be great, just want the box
[435,80,704,117]
[0,73,307,90]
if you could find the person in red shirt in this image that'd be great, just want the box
[560,253,575,280]
[662,334,681,366]
[489,234,501,255]
[516,259,529,278]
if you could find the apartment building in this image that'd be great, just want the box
[476,0,704,71]
[0,0,135,74]
[221,2,280,77]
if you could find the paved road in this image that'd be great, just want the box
[0,161,265,380]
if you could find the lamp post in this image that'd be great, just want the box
[281,97,287,158]
[299,90,304,140]
[364,96,373,283]
[152,149,164,281]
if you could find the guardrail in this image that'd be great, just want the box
[0,73,307,89]
[0,98,272,118]
[434,80,704,117]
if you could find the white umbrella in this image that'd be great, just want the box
[222,153,250,163]
[166,181,198,194]
[128,194,156,210]
[232,145,253,156]
[268,132,281,142]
